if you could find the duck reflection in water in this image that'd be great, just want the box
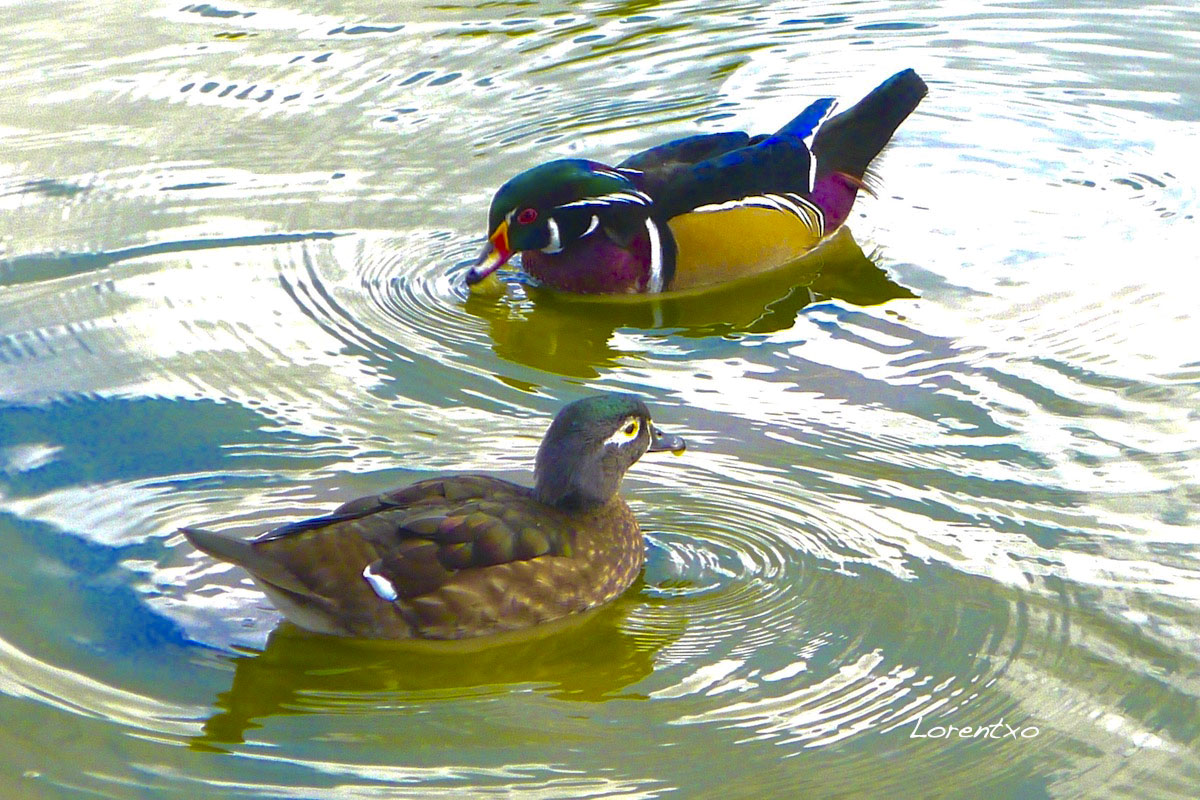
[192,592,679,751]
[464,227,916,379]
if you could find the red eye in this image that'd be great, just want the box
[516,208,538,225]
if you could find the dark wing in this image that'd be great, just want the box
[617,132,750,197]
[185,475,642,638]
[774,97,837,141]
[620,98,840,218]
[653,134,814,221]
[632,71,925,221]
[251,475,574,603]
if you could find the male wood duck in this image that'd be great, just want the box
[467,68,927,294]
[182,394,685,639]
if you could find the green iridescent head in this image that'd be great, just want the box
[467,159,646,285]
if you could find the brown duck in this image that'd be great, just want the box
[182,394,685,639]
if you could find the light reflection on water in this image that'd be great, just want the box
[2,0,1199,797]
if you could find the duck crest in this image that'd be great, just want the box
[489,159,644,230]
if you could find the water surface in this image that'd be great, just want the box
[2,1,1199,797]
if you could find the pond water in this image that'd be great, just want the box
[2,1,1199,797]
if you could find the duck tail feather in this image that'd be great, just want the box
[180,527,312,596]
[813,68,927,181]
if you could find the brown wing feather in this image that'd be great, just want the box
[242,476,588,637]
[254,476,574,583]
[193,476,641,639]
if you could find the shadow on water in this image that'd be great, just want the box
[191,590,679,752]
[463,228,914,377]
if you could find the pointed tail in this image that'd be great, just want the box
[181,527,312,596]
[812,68,927,181]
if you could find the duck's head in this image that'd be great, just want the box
[467,159,651,286]
[534,393,685,509]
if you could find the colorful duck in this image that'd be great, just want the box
[467,68,927,294]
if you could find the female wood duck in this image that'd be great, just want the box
[182,394,685,640]
[467,68,927,294]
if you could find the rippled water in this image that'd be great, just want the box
[3,1,1199,797]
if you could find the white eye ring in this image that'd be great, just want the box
[603,417,641,447]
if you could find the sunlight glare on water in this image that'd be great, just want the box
[1,1,1199,798]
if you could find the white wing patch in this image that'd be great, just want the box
[363,562,398,601]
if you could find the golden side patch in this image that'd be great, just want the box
[666,194,825,290]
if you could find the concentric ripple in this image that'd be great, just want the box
[2,0,1200,798]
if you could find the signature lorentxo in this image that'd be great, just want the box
[907,716,1040,740]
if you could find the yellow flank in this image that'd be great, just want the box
[666,203,824,291]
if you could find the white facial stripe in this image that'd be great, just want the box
[614,191,653,204]
[645,217,663,293]
[363,562,398,601]
[541,216,563,253]
[557,191,651,210]
[581,214,600,238]
[602,417,640,447]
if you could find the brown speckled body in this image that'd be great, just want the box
[209,475,645,639]
[183,393,684,640]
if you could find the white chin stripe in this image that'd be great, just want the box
[645,217,663,293]
[541,217,563,253]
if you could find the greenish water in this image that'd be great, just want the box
[2,1,1199,798]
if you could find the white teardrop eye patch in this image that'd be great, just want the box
[603,417,641,447]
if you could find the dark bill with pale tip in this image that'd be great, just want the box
[648,425,686,456]
[466,242,506,285]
